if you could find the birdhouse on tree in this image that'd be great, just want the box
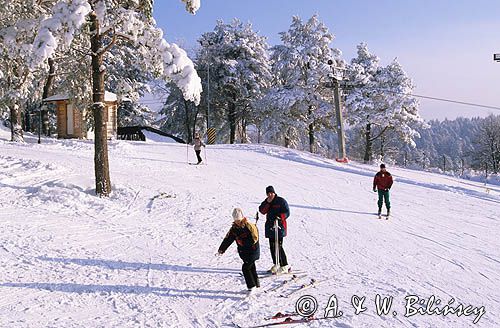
[43,92,118,139]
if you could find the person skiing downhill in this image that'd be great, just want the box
[373,164,393,217]
[193,132,205,164]
[258,186,290,274]
[218,208,260,293]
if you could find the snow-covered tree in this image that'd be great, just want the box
[106,45,152,102]
[344,114,493,174]
[472,115,500,174]
[372,60,424,149]
[117,99,154,128]
[345,43,424,163]
[0,1,50,141]
[263,15,343,152]
[30,0,202,196]
[196,19,271,143]
[157,81,201,144]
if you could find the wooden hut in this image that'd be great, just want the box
[43,92,118,139]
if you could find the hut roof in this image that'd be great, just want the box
[43,93,69,102]
[43,91,117,102]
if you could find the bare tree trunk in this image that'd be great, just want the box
[364,123,371,163]
[42,57,55,136]
[240,117,248,143]
[24,108,31,132]
[380,134,385,159]
[10,102,24,142]
[183,100,192,144]
[191,105,200,142]
[308,105,315,153]
[90,12,111,197]
[308,122,315,153]
[228,101,236,144]
[284,127,291,148]
[490,141,498,174]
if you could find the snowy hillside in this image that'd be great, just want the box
[0,127,499,328]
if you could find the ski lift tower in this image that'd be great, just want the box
[327,59,348,163]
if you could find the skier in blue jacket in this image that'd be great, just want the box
[258,186,290,274]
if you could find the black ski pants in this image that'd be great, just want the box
[269,238,288,267]
[195,150,202,163]
[242,260,259,289]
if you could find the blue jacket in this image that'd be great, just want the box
[259,195,290,239]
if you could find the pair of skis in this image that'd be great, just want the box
[278,278,320,298]
[239,268,305,279]
[238,314,335,327]
[263,273,306,294]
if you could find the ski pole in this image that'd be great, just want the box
[274,217,280,274]
[203,145,207,165]
[186,141,189,164]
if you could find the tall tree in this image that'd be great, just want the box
[0,1,49,142]
[158,82,200,144]
[472,115,500,174]
[30,0,202,196]
[196,19,271,143]
[345,43,424,163]
[264,15,342,152]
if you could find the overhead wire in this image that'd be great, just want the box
[138,88,500,113]
[364,88,500,112]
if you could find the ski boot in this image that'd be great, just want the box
[278,265,290,274]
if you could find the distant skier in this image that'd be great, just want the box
[218,208,260,293]
[259,186,290,274]
[373,164,393,217]
[193,132,205,164]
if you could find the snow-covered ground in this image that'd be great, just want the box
[0,126,499,328]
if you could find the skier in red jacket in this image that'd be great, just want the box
[373,164,393,217]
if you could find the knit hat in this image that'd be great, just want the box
[380,164,386,169]
[232,208,244,222]
[265,185,275,194]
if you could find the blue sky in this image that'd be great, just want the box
[150,0,500,121]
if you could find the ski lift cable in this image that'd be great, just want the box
[138,90,500,112]
[364,87,500,112]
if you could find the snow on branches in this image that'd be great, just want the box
[181,0,201,14]
[264,15,342,151]
[345,42,425,160]
[29,0,201,105]
[31,0,91,69]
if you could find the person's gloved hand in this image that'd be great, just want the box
[373,187,377,192]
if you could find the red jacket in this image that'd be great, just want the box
[373,171,393,191]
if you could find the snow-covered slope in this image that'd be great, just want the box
[0,127,499,328]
